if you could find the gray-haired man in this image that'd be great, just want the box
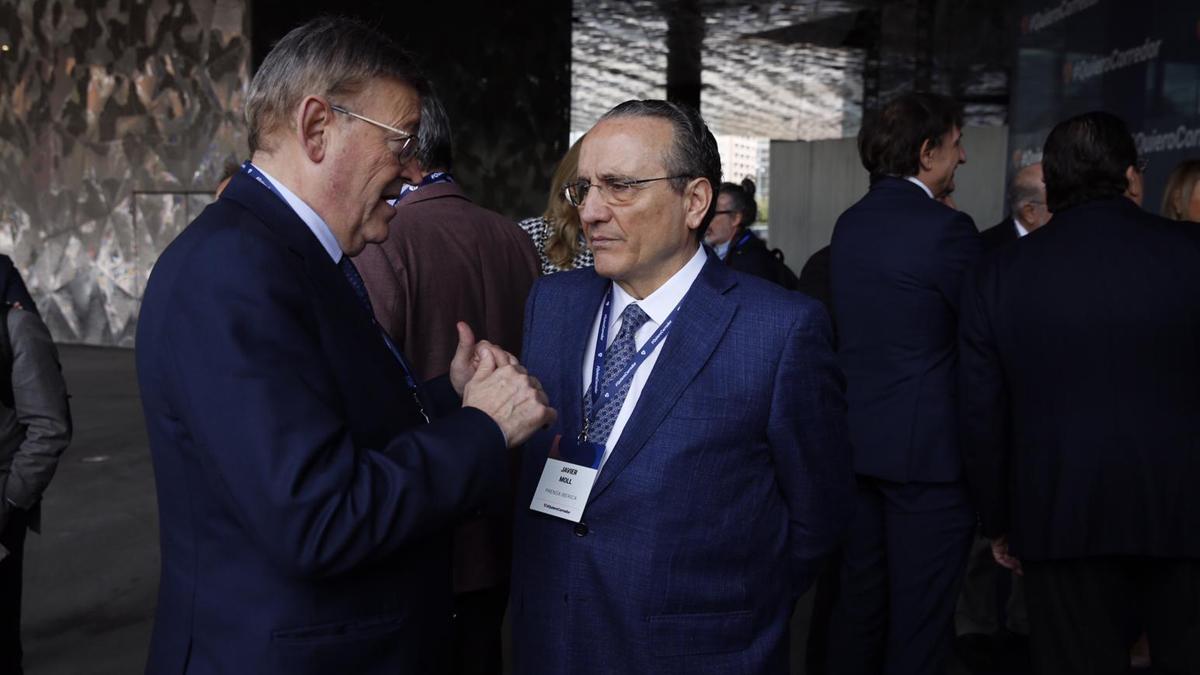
[136,17,552,675]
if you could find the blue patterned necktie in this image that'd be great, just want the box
[338,256,429,422]
[584,303,652,447]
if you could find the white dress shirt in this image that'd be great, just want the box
[713,240,732,260]
[904,175,935,199]
[1013,218,1029,238]
[251,163,343,263]
[581,245,708,471]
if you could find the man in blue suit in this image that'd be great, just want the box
[135,18,554,675]
[509,99,854,674]
[827,92,981,675]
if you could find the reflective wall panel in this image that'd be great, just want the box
[0,0,249,346]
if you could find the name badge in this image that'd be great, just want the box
[529,434,601,523]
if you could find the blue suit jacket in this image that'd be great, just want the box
[135,172,507,674]
[831,177,981,483]
[510,255,854,674]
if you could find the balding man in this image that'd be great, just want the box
[980,163,1051,252]
[136,17,553,675]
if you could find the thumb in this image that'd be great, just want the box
[454,322,476,362]
[473,344,497,380]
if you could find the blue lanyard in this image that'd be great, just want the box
[240,162,429,422]
[585,286,682,429]
[731,231,753,252]
[240,161,288,203]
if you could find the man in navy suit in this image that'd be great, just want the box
[509,99,854,674]
[960,112,1200,675]
[135,18,554,675]
[827,92,981,675]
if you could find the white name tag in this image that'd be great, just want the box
[529,458,598,523]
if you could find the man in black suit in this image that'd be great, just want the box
[979,162,1050,253]
[960,111,1200,675]
[827,92,980,675]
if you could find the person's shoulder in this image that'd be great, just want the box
[533,265,598,294]
[517,216,549,237]
[150,200,295,298]
[5,306,51,346]
[727,270,825,325]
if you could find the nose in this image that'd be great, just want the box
[958,146,967,164]
[577,183,610,226]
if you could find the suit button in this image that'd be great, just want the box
[574,522,588,537]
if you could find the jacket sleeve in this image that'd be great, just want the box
[767,301,855,596]
[934,211,982,314]
[958,262,1010,537]
[1,309,72,510]
[160,235,507,580]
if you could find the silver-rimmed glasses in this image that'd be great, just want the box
[330,104,417,161]
[563,175,693,208]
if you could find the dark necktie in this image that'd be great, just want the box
[584,303,652,447]
[338,256,429,422]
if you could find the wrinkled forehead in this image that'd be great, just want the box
[578,117,673,180]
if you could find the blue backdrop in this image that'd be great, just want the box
[1008,0,1200,214]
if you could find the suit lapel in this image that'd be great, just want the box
[556,271,609,442]
[589,256,737,500]
[222,172,401,376]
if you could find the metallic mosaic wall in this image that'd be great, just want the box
[0,0,249,346]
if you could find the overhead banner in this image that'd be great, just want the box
[1008,0,1200,213]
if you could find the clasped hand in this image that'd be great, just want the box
[449,322,556,447]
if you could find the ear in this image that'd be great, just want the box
[1124,165,1143,206]
[297,96,332,164]
[918,137,935,172]
[684,178,713,233]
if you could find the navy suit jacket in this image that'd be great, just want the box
[960,197,1200,561]
[136,172,507,674]
[831,177,981,483]
[510,255,854,675]
[980,216,1019,254]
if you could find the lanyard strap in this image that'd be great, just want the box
[731,230,753,252]
[241,162,429,422]
[586,285,682,424]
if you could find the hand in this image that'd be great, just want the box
[449,322,517,396]
[462,348,556,448]
[991,535,1023,576]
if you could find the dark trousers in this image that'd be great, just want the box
[0,510,27,675]
[450,584,508,675]
[1024,557,1200,675]
[826,476,974,675]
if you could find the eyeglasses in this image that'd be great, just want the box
[563,175,692,208]
[330,104,417,161]
[713,210,736,216]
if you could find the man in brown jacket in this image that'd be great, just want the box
[353,90,539,675]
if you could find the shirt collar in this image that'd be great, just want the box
[251,163,343,263]
[713,240,732,260]
[609,245,707,329]
[1013,218,1029,237]
[903,176,935,199]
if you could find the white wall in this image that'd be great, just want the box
[768,126,1011,269]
